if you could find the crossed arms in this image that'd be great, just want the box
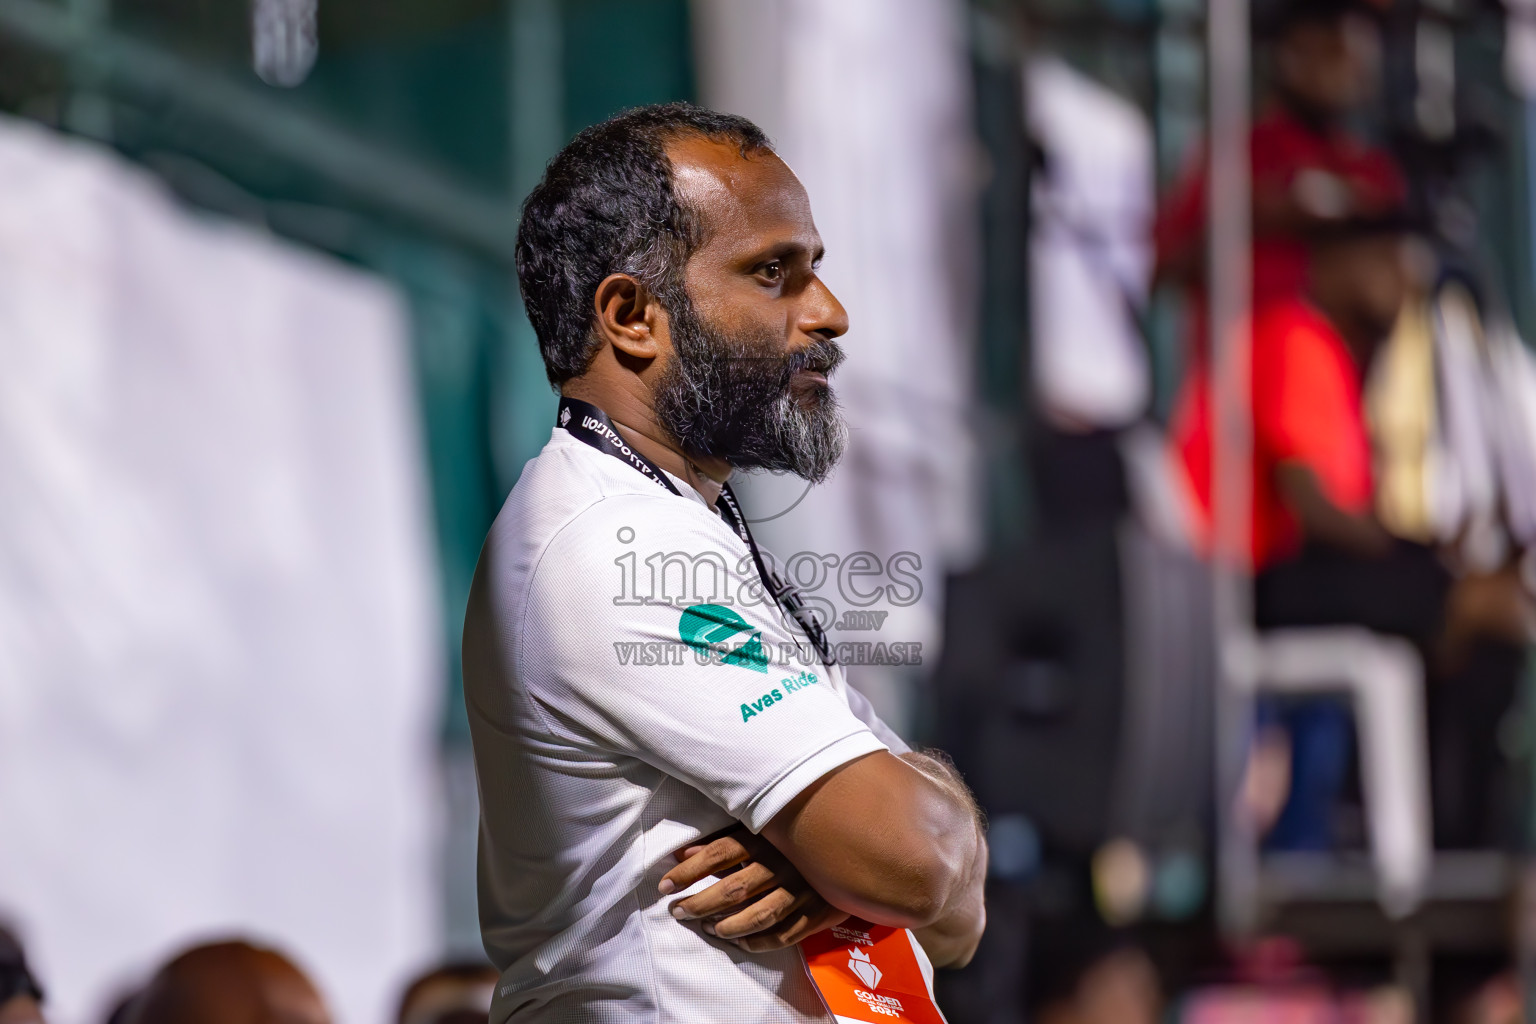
[659,749,989,969]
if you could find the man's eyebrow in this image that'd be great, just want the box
[741,240,826,266]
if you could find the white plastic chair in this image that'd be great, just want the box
[1229,627,1432,918]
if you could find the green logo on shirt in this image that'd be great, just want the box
[678,603,768,673]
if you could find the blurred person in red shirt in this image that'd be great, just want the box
[1174,212,1532,654]
[1172,220,1395,577]
[1173,214,1534,848]
[1156,0,1405,346]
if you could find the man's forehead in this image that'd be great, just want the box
[666,135,820,255]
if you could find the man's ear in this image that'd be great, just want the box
[594,273,662,361]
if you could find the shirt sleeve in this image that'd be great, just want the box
[1252,315,1372,513]
[843,680,911,755]
[516,495,889,833]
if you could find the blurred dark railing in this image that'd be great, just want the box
[0,0,521,263]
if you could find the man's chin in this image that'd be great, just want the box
[663,394,845,484]
[725,446,843,484]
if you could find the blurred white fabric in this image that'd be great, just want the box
[1486,318,1536,546]
[691,0,982,735]
[0,116,441,1024]
[1430,283,1506,567]
[1505,0,1536,98]
[1027,56,1154,430]
[1435,301,1536,555]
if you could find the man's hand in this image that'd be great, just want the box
[659,825,847,953]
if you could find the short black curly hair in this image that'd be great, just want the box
[515,102,774,387]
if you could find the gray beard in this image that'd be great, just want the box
[652,294,847,483]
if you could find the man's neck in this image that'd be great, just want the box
[561,380,731,507]
[1306,292,1378,368]
[1275,89,1340,137]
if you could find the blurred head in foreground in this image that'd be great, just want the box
[124,941,330,1024]
[1270,0,1383,119]
[395,961,497,1024]
[0,926,45,1024]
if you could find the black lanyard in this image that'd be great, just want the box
[557,396,835,667]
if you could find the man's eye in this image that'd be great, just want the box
[758,261,783,282]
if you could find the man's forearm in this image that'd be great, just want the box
[898,752,988,967]
[1277,462,1394,558]
[761,749,987,933]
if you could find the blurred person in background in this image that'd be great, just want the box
[1158,0,1533,858]
[1172,212,1535,849]
[0,926,45,1024]
[395,962,497,1024]
[123,940,331,1024]
[1029,940,1162,1024]
[1025,57,1155,530]
[1156,0,1404,341]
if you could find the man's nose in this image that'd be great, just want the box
[801,276,850,340]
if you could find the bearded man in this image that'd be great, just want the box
[462,104,987,1023]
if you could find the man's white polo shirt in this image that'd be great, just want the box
[463,426,907,1024]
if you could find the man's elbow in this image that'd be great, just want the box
[836,843,972,929]
[766,748,983,929]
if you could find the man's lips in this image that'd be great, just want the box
[793,369,829,387]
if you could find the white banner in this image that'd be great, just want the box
[0,116,441,1024]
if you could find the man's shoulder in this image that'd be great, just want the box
[1251,301,1359,425]
[1254,299,1345,358]
[503,431,666,527]
[511,430,651,505]
[489,432,745,593]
